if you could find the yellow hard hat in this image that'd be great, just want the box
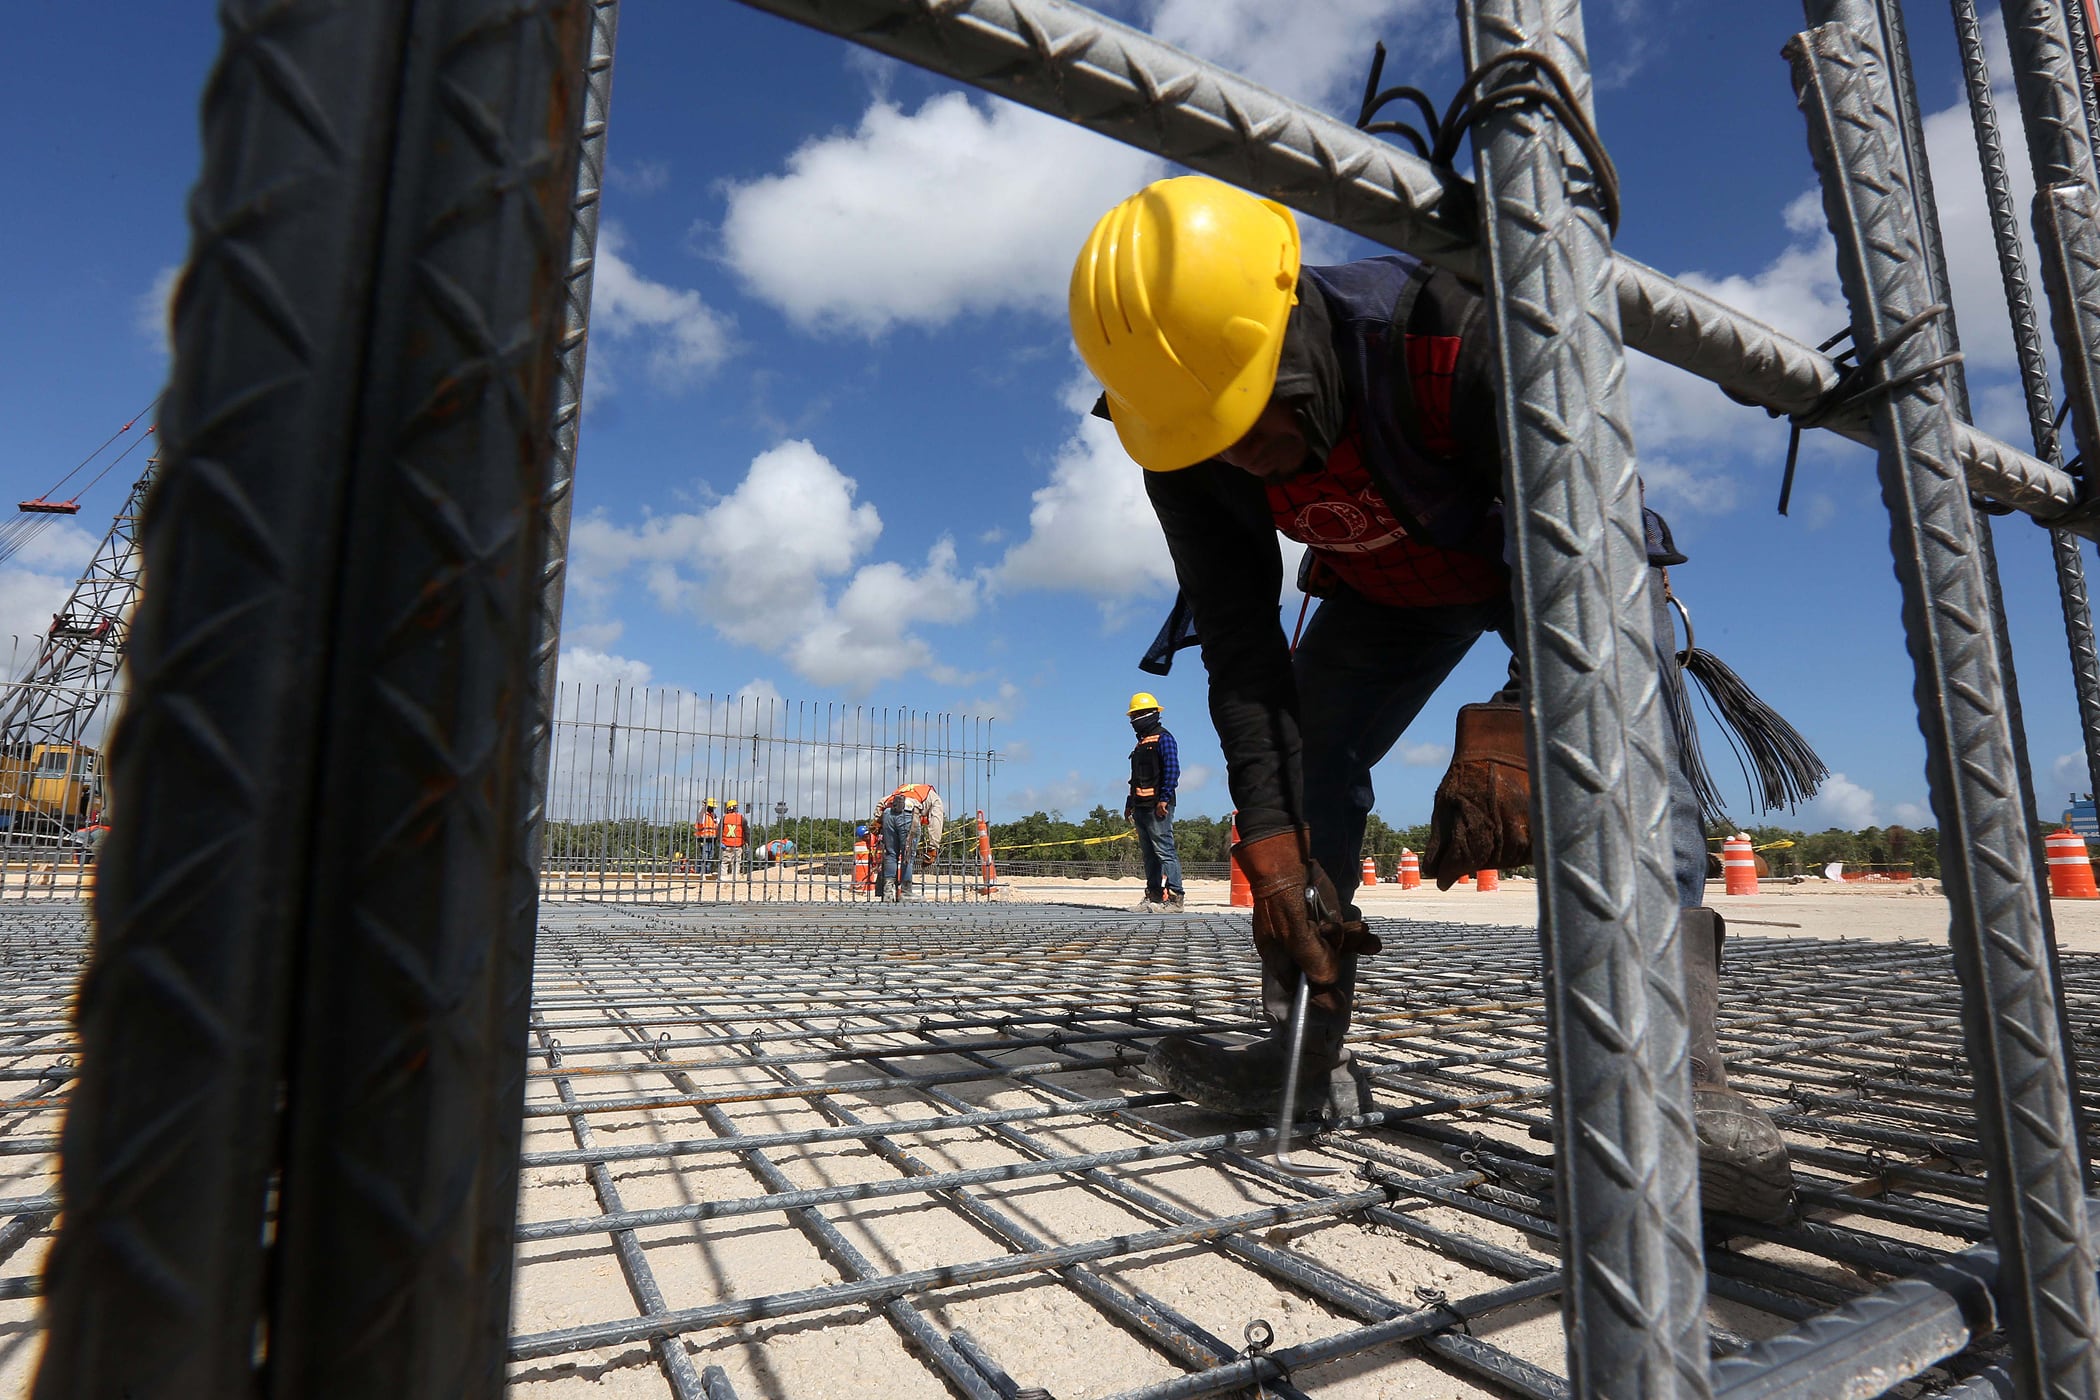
[1127,692,1161,715]
[727,799,738,809]
[1070,177,1302,472]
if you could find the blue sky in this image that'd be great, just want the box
[5,1,2096,832]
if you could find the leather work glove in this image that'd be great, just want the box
[1233,828,1382,1013]
[1422,702,1531,890]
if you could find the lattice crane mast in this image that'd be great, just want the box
[0,458,153,753]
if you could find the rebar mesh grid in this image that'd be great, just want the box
[8,900,2100,1397]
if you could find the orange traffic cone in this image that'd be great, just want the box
[853,837,873,892]
[2047,827,2100,899]
[1360,856,1378,888]
[1476,868,1500,892]
[977,810,999,895]
[1722,833,1758,895]
[1228,814,1253,908]
[1399,849,1420,889]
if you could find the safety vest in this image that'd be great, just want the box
[720,812,746,847]
[887,783,933,815]
[695,810,718,839]
[1129,732,1165,799]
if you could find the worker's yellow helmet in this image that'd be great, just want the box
[727,799,738,809]
[1127,692,1162,715]
[1070,177,1302,473]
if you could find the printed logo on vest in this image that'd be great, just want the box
[1290,487,1407,555]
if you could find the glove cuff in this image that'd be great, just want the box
[1453,702,1527,767]
[1231,826,1314,898]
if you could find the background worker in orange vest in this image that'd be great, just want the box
[719,799,747,879]
[873,782,944,900]
[694,799,719,877]
[1123,692,1185,912]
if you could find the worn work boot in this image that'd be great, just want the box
[1145,954,1371,1122]
[1684,907,1795,1223]
[1161,891,1185,913]
[1136,890,1163,911]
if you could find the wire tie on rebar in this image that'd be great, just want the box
[547,1039,562,1068]
[1776,306,1960,515]
[1414,1284,1472,1335]
[1356,1161,1407,1206]
[1238,1318,1291,1395]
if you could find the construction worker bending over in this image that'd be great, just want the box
[1123,693,1185,912]
[719,799,747,879]
[1070,176,1793,1221]
[694,799,720,877]
[873,782,943,901]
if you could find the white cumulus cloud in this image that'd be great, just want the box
[591,227,734,389]
[718,93,1161,336]
[1806,771,1878,829]
[1144,0,1447,109]
[0,524,102,674]
[998,388,1176,605]
[555,647,654,693]
[136,265,180,355]
[580,440,982,693]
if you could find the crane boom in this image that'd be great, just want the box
[0,459,153,750]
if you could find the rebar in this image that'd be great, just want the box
[13,901,2100,1393]
[1788,17,2100,1393]
[729,0,2085,530]
[1459,1,1709,1393]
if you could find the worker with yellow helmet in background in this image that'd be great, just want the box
[1073,175,1795,1222]
[1123,692,1184,912]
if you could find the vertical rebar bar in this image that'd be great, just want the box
[2001,0,2100,489]
[1787,18,2100,1397]
[1949,0,2100,1188]
[1456,1,1710,1393]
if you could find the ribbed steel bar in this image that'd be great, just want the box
[1824,0,2096,1206]
[1945,0,2100,1193]
[29,0,586,1393]
[1787,19,2100,1398]
[591,991,1008,1400]
[528,1018,706,1399]
[529,0,617,871]
[1460,1,1709,1394]
[21,901,2100,1392]
[2003,0,2100,499]
[727,0,2082,527]
[1956,0,2100,811]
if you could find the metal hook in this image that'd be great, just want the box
[1273,890,1343,1178]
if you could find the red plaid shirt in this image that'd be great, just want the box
[1265,424,1508,609]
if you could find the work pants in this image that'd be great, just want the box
[1133,801,1183,898]
[1293,568,1706,912]
[696,837,718,875]
[879,809,918,893]
[720,844,743,878]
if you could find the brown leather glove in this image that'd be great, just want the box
[1233,828,1382,1012]
[1422,702,1531,890]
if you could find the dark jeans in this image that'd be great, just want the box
[696,837,717,875]
[1294,568,1706,911]
[1134,801,1183,897]
[878,808,917,892]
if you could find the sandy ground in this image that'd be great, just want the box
[999,871,2100,952]
[1,883,2085,1398]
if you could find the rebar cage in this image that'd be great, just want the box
[543,684,997,903]
[19,0,2100,1397]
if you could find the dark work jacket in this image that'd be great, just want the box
[1139,255,1685,841]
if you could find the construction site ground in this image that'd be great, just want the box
[3,884,2093,1398]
